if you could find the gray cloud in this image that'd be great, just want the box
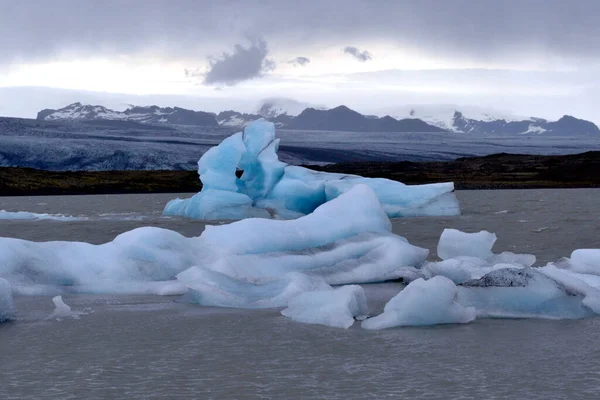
[1,0,600,65]
[343,46,372,62]
[202,39,275,86]
[288,57,311,66]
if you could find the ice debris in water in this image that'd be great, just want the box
[0,185,428,298]
[362,228,600,328]
[177,267,330,309]
[457,267,600,319]
[47,296,84,320]
[163,119,460,220]
[424,228,536,284]
[0,278,14,322]
[282,285,369,329]
[362,276,476,329]
[0,210,83,221]
[437,229,497,260]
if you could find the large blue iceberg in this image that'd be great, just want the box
[163,120,460,220]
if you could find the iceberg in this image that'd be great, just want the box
[362,276,476,329]
[0,185,428,296]
[437,228,497,260]
[562,249,600,275]
[0,210,83,221]
[197,185,429,284]
[0,278,14,322]
[177,267,330,309]
[424,228,535,284]
[0,226,204,295]
[282,285,369,329]
[457,267,600,319]
[47,295,86,320]
[164,120,460,220]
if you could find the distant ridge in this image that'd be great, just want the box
[37,103,219,127]
[287,105,444,132]
[36,101,600,136]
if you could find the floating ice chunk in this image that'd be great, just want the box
[437,229,497,260]
[47,296,85,320]
[568,249,600,275]
[0,227,205,295]
[324,179,459,218]
[0,210,83,221]
[163,120,460,220]
[423,257,489,284]
[282,285,368,329]
[488,252,536,268]
[202,185,392,255]
[177,267,329,309]
[0,186,424,296]
[362,276,476,329]
[457,267,598,319]
[0,278,14,322]
[202,232,428,285]
[425,229,535,284]
[538,265,600,314]
[164,189,270,220]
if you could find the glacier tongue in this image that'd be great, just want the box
[163,119,460,220]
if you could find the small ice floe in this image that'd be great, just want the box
[47,296,88,320]
[494,210,509,214]
[533,227,549,233]
[0,210,83,221]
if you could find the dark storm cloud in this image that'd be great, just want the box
[288,57,311,66]
[2,0,600,65]
[343,46,372,62]
[202,39,275,85]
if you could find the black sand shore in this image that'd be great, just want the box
[1,152,599,196]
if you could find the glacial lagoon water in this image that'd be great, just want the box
[1,189,600,399]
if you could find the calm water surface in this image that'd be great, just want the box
[1,189,600,399]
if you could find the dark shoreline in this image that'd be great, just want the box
[1,152,599,196]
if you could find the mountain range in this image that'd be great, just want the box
[36,101,600,136]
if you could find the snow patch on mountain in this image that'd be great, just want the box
[38,103,218,126]
[388,104,527,132]
[257,98,324,118]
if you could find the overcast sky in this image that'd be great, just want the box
[1,0,599,122]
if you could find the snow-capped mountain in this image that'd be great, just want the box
[35,102,600,136]
[256,98,323,119]
[37,103,219,127]
[390,105,524,132]
[389,104,600,136]
[452,112,600,136]
[216,110,261,128]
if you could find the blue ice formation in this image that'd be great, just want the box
[0,185,429,299]
[0,278,14,322]
[163,119,460,220]
[360,228,600,329]
[177,267,330,309]
[282,285,369,329]
[4,183,600,328]
[362,276,476,329]
[0,210,83,221]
